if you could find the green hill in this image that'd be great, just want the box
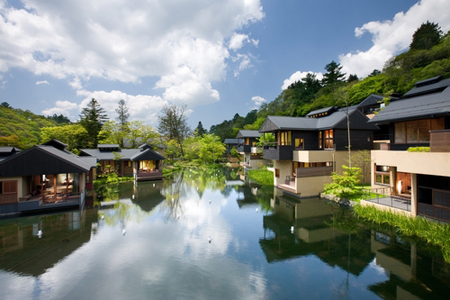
[0,106,59,149]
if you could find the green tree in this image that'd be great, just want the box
[98,121,123,146]
[1,102,12,108]
[157,104,190,156]
[322,60,346,87]
[323,166,361,199]
[0,134,24,149]
[79,98,108,148]
[115,99,130,147]
[410,21,442,50]
[194,121,207,136]
[127,120,160,148]
[41,124,89,153]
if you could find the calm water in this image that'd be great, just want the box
[0,168,449,300]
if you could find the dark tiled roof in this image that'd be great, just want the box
[306,106,337,117]
[236,130,261,138]
[369,85,450,124]
[403,77,450,98]
[224,139,241,145]
[130,148,165,161]
[80,149,141,160]
[260,107,378,132]
[0,147,21,154]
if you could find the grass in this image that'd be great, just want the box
[353,204,450,262]
[248,168,274,186]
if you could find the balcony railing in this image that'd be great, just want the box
[262,142,293,160]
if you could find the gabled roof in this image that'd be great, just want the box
[369,83,450,124]
[235,130,260,138]
[0,145,94,177]
[260,107,378,133]
[0,147,21,154]
[80,145,165,161]
[130,148,165,161]
[98,144,120,151]
[42,139,68,151]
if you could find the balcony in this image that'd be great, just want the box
[237,144,251,153]
[251,146,262,154]
[430,129,450,152]
[293,150,334,163]
[263,143,294,160]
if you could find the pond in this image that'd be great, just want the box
[0,168,449,300]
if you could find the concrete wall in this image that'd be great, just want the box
[273,160,291,186]
[295,175,332,197]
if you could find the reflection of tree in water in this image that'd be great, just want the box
[100,202,149,228]
[161,172,187,220]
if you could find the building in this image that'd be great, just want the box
[235,130,268,169]
[259,105,378,197]
[80,143,165,181]
[367,76,450,222]
[0,139,96,216]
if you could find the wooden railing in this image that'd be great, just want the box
[430,130,450,152]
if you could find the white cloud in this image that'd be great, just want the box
[42,100,78,117]
[281,71,323,90]
[340,0,450,77]
[229,33,259,51]
[36,80,49,85]
[251,95,266,107]
[0,0,264,107]
[78,90,168,126]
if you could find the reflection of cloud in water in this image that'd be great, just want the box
[0,186,267,299]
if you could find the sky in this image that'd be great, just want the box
[0,0,449,131]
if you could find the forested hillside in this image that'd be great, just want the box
[210,22,450,141]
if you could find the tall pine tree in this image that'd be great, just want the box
[79,98,108,148]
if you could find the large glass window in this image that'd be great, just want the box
[278,131,292,146]
[395,118,445,144]
[325,129,333,149]
[375,165,390,185]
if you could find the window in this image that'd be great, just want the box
[1,181,17,194]
[324,129,333,149]
[318,131,323,149]
[395,118,445,144]
[275,169,280,178]
[245,138,250,145]
[295,138,304,149]
[278,131,292,146]
[375,165,390,185]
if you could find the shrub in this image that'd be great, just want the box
[407,146,430,152]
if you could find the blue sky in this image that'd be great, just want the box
[0,0,449,130]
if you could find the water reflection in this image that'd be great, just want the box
[0,168,449,300]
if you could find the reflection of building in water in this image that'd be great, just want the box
[0,209,98,276]
[260,191,374,276]
[131,181,165,212]
[369,230,450,299]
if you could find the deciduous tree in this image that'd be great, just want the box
[157,104,190,156]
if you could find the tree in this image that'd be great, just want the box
[127,120,160,148]
[41,124,89,153]
[333,85,353,167]
[244,109,257,125]
[115,99,129,148]
[351,150,371,184]
[410,21,442,50]
[1,102,12,109]
[47,114,71,124]
[322,61,346,87]
[79,98,108,148]
[194,121,207,136]
[157,104,191,156]
[347,74,359,83]
[0,134,23,149]
[368,69,381,77]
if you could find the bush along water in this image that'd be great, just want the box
[353,204,450,263]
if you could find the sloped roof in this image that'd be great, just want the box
[369,85,450,124]
[0,145,94,177]
[42,139,68,151]
[224,139,242,145]
[403,76,450,98]
[81,146,165,161]
[236,130,261,138]
[259,107,377,133]
[306,106,337,117]
[130,148,165,161]
[0,147,21,154]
